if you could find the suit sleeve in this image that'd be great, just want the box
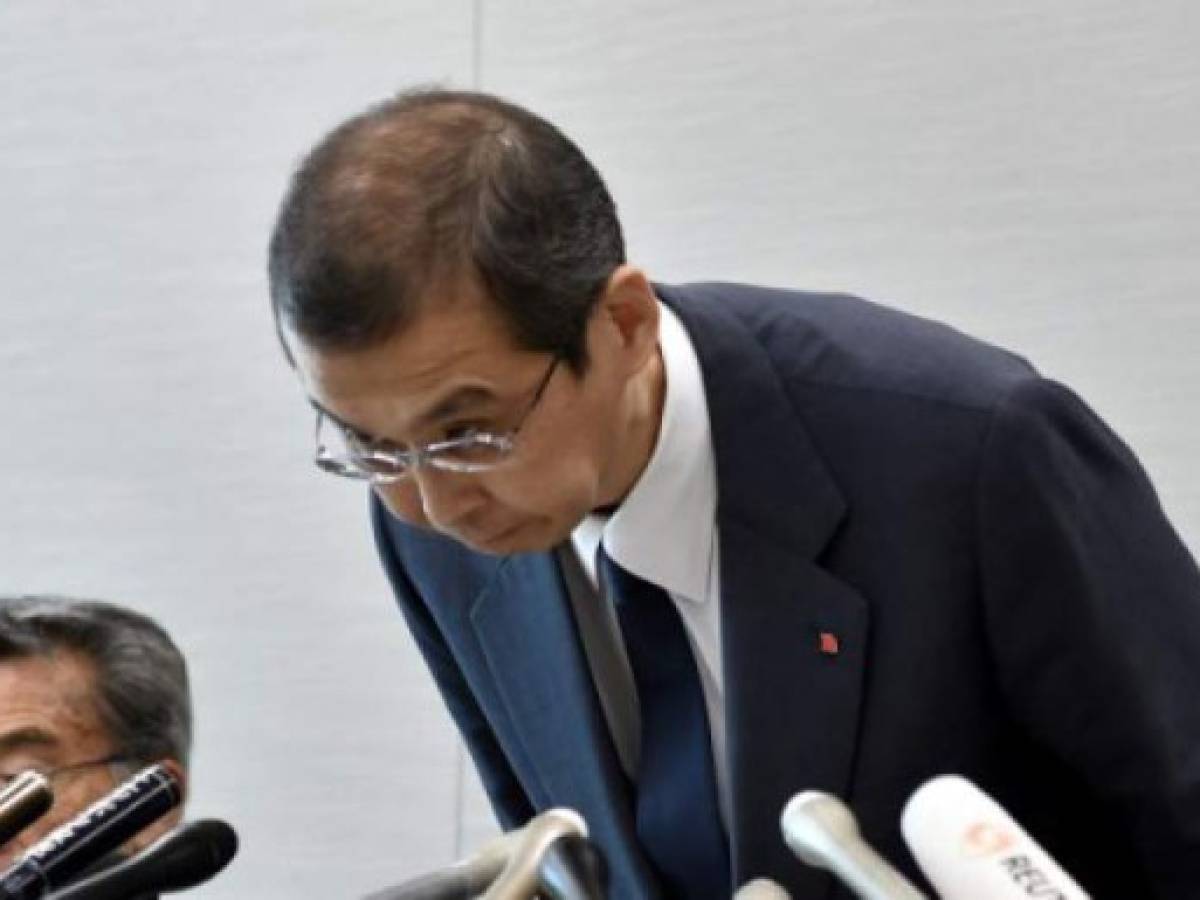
[369,495,536,830]
[977,376,1200,894]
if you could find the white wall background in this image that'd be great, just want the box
[1,2,1196,896]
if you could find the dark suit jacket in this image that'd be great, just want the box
[372,282,1200,898]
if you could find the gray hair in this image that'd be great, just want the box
[0,596,192,769]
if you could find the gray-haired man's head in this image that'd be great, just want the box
[0,596,192,862]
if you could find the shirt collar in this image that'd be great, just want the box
[587,302,717,604]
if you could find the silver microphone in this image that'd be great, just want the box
[780,792,927,900]
[361,830,521,900]
[733,878,792,899]
[480,808,589,900]
[363,808,596,900]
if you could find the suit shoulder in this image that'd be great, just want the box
[663,281,1037,413]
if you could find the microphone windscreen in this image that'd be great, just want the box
[44,819,237,900]
[900,775,1090,900]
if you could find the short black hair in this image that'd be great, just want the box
[0,596,192,769]
[268,86,626,372]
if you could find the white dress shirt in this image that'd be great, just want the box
[566,301,729,826]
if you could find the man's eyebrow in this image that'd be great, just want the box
[412,386,497,432]
[0,726,58,756]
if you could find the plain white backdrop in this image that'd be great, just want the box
[1,2,1196,896]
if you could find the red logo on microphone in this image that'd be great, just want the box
[961,821,1017,857]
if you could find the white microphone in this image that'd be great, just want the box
[781,792,927,899]
[900,775,1090,900]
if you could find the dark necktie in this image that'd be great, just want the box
[597,547,730,899]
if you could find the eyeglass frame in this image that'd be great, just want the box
[313,355,562,484]
[0,754,131,790]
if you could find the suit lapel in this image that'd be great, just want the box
[664,284,871,892]
[470,552,659,895]
[721,523,870,891]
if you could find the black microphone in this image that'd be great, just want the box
[43,819,237,900]
[0,763,184,900]
[0,774,53,848]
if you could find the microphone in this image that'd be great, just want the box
[530,832,605,900]
[479,808,589,900]
[42,819,237,900]
[363,809,599,900]
[361,830,522,900]
[0,775,53,847]
[0,762,184,900]
[733,878,792,899]
[900,775,1090,900]
[780,792,927,900]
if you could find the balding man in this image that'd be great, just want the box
[269,88,1200,898]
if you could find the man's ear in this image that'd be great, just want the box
[597,264,659,372]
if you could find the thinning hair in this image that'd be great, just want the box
[268,86,626,371]
[0,596,192,769]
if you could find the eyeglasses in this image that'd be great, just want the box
[314,356,561,485]
[0,755,130,790]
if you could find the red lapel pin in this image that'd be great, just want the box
[818,631,840,656]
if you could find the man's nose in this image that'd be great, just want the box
[377,466,485,532]
[413,466,489,531]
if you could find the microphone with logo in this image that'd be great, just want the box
[900,775,1090,900]
[43,819,237,900]
[780,791,927,900]
[0,775,53,849]
[0,763,184,900]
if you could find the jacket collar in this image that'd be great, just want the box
[657,282,845,559]
[660,283,869,891]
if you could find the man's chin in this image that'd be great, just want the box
[459,520,565,556]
